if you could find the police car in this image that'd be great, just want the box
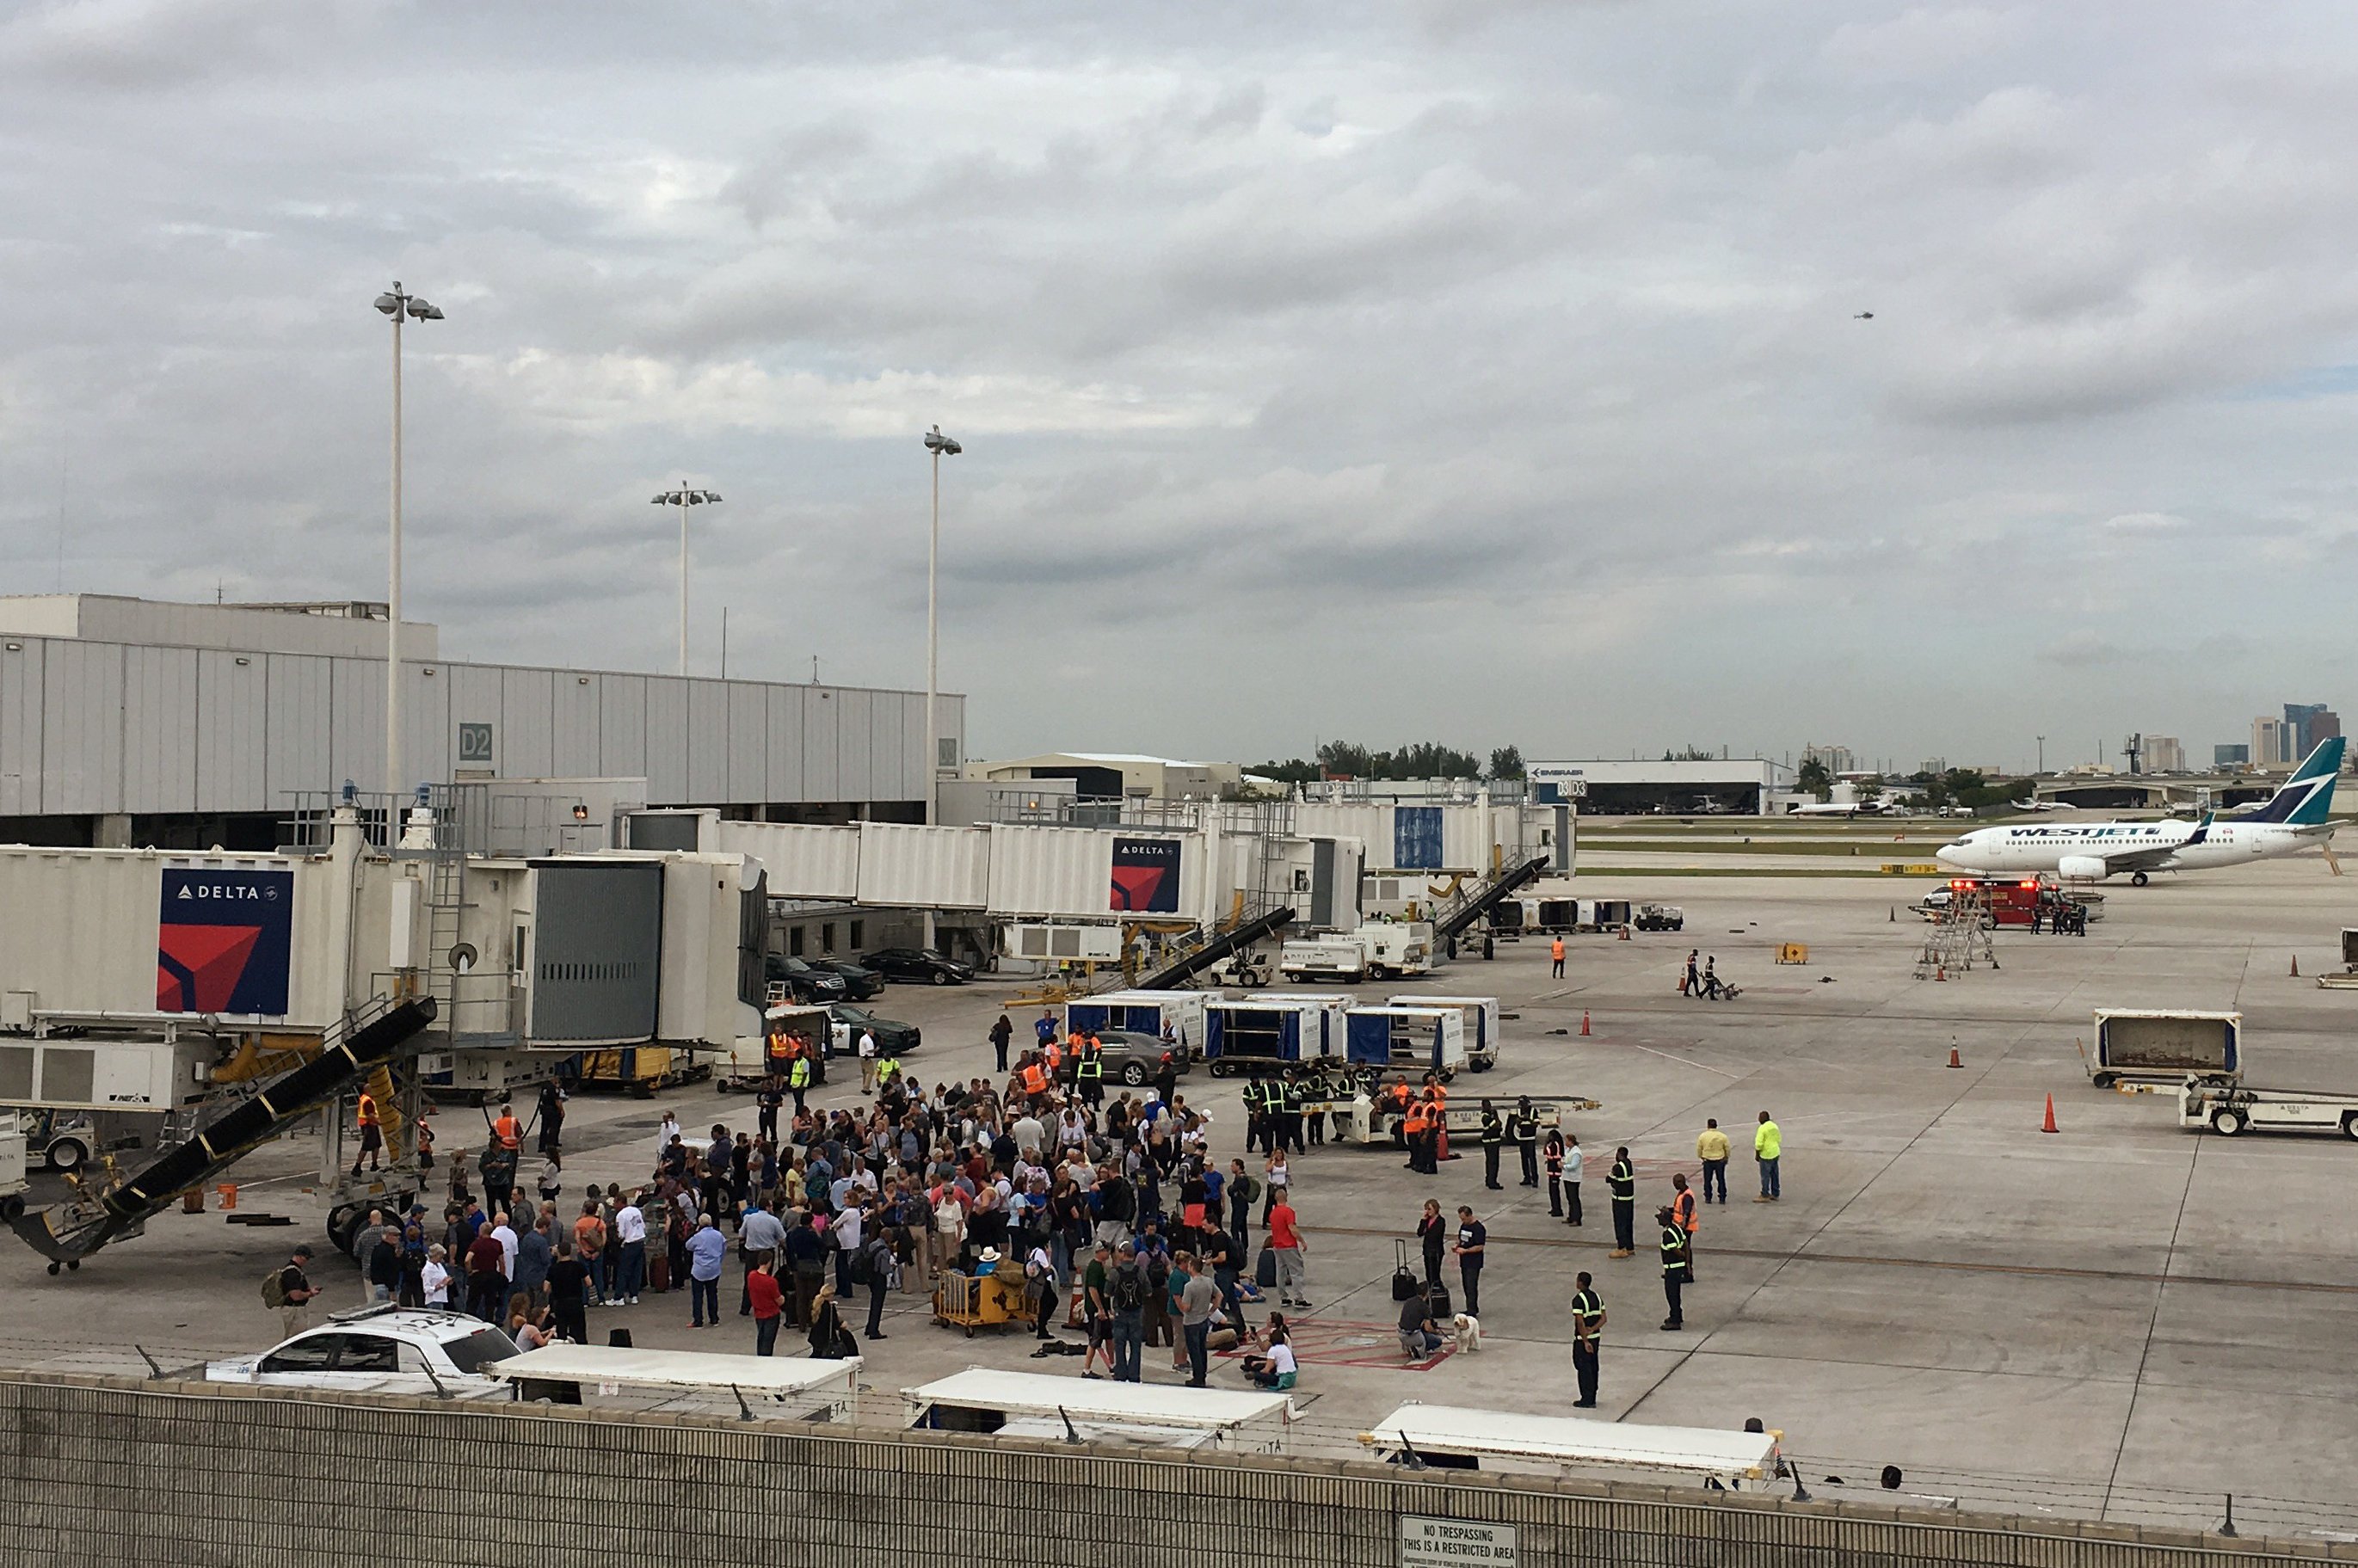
[204,1306,519,1399]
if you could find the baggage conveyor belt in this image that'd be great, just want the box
[9,995,437,1269]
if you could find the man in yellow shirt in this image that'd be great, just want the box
[1752,1111,1782,1202]
[1695,1119,1730,1205]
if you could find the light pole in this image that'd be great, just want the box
[922,424,961,819]
[650,486,721,675]
[373,282,443,809]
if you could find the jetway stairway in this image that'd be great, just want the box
[1431,853,1552,952]
[9,996,438,1272]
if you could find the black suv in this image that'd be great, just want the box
[829,1004,921,1055]
[864,947,974,986]
[765,955,847,1003]
[810,958,883,1000]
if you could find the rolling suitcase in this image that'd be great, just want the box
[1424,1279,1452,1319]
[1390,1239,1420,1301]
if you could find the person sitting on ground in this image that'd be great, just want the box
[1241,1319,1298,1391]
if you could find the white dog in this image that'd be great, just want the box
[1451,1313,1483,1353]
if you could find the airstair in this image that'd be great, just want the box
[1917,889,1995,978]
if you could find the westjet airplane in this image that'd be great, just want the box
[1936,738,2345,885]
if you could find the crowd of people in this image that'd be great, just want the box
[319,999,1788,1413]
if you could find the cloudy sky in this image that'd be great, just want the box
[3,1,2354,776]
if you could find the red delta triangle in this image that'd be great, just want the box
[158,924,262,1012]
[1109,867,1167,911]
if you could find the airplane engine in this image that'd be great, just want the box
[2056,855,2110,882]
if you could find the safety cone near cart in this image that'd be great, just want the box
[2041,1094,2059,1134]
[1580,1011,1591,1036]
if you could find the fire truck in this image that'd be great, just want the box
[1935,876,2094,933]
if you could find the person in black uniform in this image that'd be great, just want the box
[1608,1147,1637,1257]
[1569,1271,1605,1407]
[1658,1207,1691,1330]
[1512,1097,1541,1187]
[1478,1101,1505,1190]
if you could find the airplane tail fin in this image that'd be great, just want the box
[2242,737,2346,826]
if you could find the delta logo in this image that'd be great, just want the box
[157,868,294,1016]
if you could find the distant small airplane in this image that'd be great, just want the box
[1853,311,1874,320]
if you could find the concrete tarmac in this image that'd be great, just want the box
[7,858,2355,1533]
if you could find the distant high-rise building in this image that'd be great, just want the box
[1801,742,1856,776]
[2252,716,2289,767]
[2214,743,2250,769]
[2284,703,2332,759]
[2309,708,2341,748]
[2143,735,2185,773]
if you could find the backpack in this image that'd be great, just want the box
[260,1268,289,1309]
[1111,1262,1146,1313]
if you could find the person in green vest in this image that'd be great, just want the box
[1658,1206,1691,1330]
[1607,1147,1636,1257]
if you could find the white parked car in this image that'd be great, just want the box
[205,1306,518,1399]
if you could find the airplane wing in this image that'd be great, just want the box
[2087,815,2209,876]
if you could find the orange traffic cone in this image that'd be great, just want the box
[1934,966,1947,982]
[2290,954,2300,977]
[1947,1047,1962,1069]
[2041,1094,2059,1134]
[1579,1011,1591,1036]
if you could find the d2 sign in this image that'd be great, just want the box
[458,722,495,765]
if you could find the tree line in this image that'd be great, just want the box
[1253,741,1525,784]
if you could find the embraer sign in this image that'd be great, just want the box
[1526,766,1588,798]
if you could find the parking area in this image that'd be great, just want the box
[9,858,2357,1534]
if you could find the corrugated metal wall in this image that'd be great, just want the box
[715,821,861,901]
[0,636,957,817]
[986,823,1113,917]
[857,822,988,909]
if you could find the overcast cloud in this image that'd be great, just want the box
[3,1,2355,775]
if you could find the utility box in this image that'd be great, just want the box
[2342,929,2358,971]
[2087,1009,2241,1088]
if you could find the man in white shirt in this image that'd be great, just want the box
[831,1202,864,1294]
[858,1030,879,1093]
[612,1196,648,1304]
[491,1214,520,1282]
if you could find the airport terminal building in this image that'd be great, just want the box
[0,595,962,849]
[1529,757,1791,815]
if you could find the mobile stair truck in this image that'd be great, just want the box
[2082,1009,2241,1090]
